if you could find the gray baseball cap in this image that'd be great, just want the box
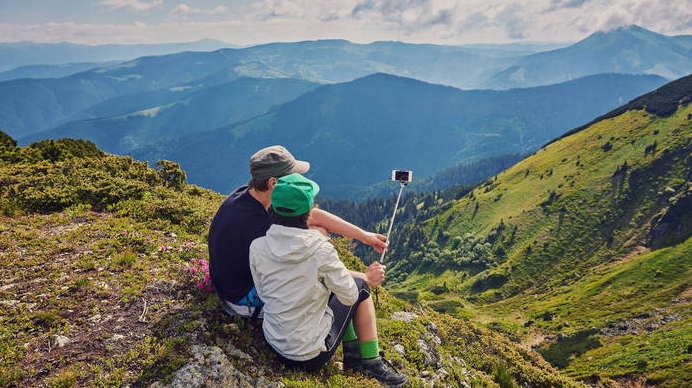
[249,145,310,180]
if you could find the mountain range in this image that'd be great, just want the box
[487,25,692,88]
[0,39,234,72]
[3,25,692,141]
[130,72,666,197]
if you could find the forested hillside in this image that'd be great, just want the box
[134,72,666,196]
[21,78,319,154]
[364,74,692,387]
[0,131,587,388]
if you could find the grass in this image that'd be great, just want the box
[566,317,692,387]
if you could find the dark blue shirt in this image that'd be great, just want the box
[209,185,272,303]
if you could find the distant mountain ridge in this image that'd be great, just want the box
[131,72,667,196]
[486,25,692,88]
[3,25,691,139]
[0,39,234,72]
[0,61,121,82]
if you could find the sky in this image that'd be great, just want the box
[1,0,692,45]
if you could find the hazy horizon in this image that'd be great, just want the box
[1,0,691,46]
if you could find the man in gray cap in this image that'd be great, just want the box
[208,145,388,318]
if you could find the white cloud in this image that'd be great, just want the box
[170,4,227,17]
[98,0,163,11]
[2,0,692,45]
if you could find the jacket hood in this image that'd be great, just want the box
[263,224,329,263]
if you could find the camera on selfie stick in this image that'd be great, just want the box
[380,170,412,264]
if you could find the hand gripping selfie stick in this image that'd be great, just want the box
[375,170,412,307]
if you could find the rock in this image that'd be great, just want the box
[88,314,102,323]
[149,344,282,388]
[523,320,534,328]
[224,323,240,334]
[393,344,406,356]
[454,356,467,369]
[222,342,252,361]
[108,334,125,342]
[416,339,440,367]
[49,335,69,348]
[334,361,344,371]
[563,321,570,327]
[390,311,419,322]
[421,370,431,377]
[664,187,676,195]
[0,284,16,292]
[167,232,178,238]
[425,320,437,334]
[0,300,19,307]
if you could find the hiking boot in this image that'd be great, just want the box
[360,351,408,388]
[342,340,361,370]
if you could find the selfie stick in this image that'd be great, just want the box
[379,181,406,264]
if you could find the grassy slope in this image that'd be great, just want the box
[0,135,585,388]
[389,99,692,386]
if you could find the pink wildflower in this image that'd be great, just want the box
[197,282,205,290]
[189,266,198,275]
[190,258,197,264]
[121,230,127,235]
[44,293,51,299]
[206,285,213,292]
[198,259,208,267]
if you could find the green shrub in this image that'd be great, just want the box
[492,363,516,388]
[113,251,138,268]
[538,329,602,369]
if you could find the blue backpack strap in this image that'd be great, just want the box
[247,287,263,319]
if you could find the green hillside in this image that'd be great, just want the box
[135,72,667,196]
[380,75,692,386]
[0,132,587,388]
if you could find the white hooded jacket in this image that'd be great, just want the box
[249,224,359,361]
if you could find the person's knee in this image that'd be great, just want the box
[353,276,370,292]
[353,277,371,303]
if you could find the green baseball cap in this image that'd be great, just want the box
[271,173,320,216]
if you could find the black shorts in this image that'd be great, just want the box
[273,277,371,371]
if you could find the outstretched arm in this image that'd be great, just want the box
[308,207,388,253]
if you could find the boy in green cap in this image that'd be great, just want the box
[249,174,408,387]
